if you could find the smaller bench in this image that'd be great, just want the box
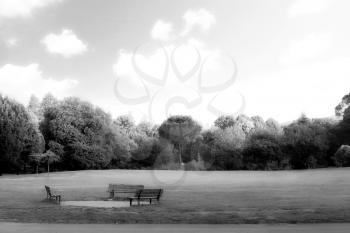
[45,185,61,203]
[128,189,163,206]
[107,184,144,199]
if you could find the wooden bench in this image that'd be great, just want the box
[107,184,144,199]
[44,185,61,203]
[128,189,163,206]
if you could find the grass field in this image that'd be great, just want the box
[1,168,350,224]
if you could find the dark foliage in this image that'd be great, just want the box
[1,91,350,173]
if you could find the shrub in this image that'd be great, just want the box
[243,131,286,170]
[184,159,206,171]
[333,145,350,167]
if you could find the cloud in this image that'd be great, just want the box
[150,20,174,41]
[0,63,78,104]
[237,56,350,123]
[181,9,216,36]
[112,39,237,125]
[41,29,88,58]
[0,0,62,19]
[150,9,216,41]
[280,33,332,65]
[288,0,331,18]
[5,38,19,47]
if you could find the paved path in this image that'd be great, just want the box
[1,223,350,233]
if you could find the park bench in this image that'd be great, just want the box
[128,188,163,206]
[44,185,62,203]
[107,184,144,199]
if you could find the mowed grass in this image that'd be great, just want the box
[1,168,350,224]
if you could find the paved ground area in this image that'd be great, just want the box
[1,223,350,233]
[60,201,130,208]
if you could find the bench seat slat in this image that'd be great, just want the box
[128,188,163,206]
[107,184,144,199]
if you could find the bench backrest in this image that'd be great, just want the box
[108,184,144,193]
[136,189,163,199]
[45,185,52,197]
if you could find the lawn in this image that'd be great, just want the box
[0,168,350,224]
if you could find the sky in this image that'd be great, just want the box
[1,0,350,127]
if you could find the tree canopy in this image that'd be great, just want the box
[0,91,349,173]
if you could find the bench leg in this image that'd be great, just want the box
[150,199,152,205]
[129,199,132,206]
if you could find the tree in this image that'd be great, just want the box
[129,123,158,163]
[0,94,42,174]
[335,93,350,118]
[114,115,135,134]
[158,115,202,165]
[243,131,287,170]
[29,150,60,175]
[29,153,43,175]
[333,145,350,167]
[265,118,283,135]
[283,115,335,169]
[108,124,136,168]
[39,93,58,121]
[27,95,46,163]
[40,97,117,170]
[251,115,266,132]
[334,106,350,146]
[214,115,236,130]
[210,126,245,170]
[28,95,40,119]
[153,139,178,169]
[235,115,255,135]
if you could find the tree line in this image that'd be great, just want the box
[1,92,350,174]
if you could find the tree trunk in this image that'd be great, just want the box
[179,144,183,164]
[47,162,50,176]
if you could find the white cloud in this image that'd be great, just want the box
[150,20,174,41]
[280,33,332,65]
[150,9,216,41]
[181,9,216,36]
[0,0,62,18]
[5,38,19,47]
[288,0,331,18]
[41,29,88,58]
[237,57,350,123]
[0,63,78,104]
[112,39,238,125]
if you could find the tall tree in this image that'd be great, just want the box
[214,115,236,130]
[334,106,350,145]
[0,95,42,174]
[158,115,202,164]
[335,93,350,118]
[28,95,40,120]
[283,115,335,169]
[40,97,116,170]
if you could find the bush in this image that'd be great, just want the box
[243,131,286,170]
[184,159,206,171]
[154,162,182,170]
[152,140,178,169]
[282,116,335,169]
[211,148,243,170]
[333,145,350,167]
